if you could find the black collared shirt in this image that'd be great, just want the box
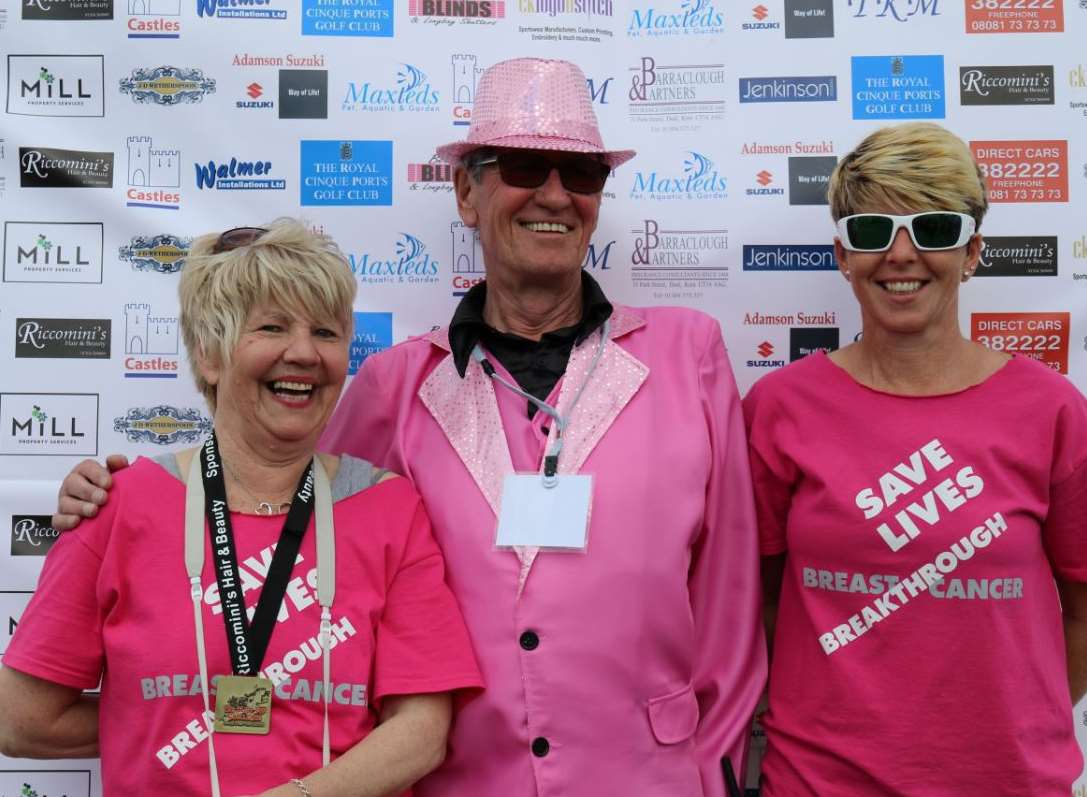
[448,271,613,418]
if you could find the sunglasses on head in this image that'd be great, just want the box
[836,212,976,253]
[473,151,611,194]
[211,226,268,254]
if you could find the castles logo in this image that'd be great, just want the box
[119,66,215,105]
[347,231,440,287]
[0,393,99,456]
[408,0,504,23]
[302,0,392,35]
[450,222,484,295]
[126,135,181,209]
[450,53,485,126]
[629,150,727,201]
[343,62,439,113]
[123,302,180,378]
[128,0,182,38]
[300,139,392,206]
[118,233,191,273]
[627,57,726,131]
[349,312,393,375]
[11,515,60,556]
[19,147,113,188]
[114,405,212,445]
[6,55,105,116]
[15,318,111,359]
[4,222,104,283]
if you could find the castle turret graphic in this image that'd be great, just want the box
[128,136,180,188]
[128,0,180,14]
[451,55,482,104]
[451,222,484,274]
[125,302,179,354]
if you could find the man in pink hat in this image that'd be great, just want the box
[54,58,765,797]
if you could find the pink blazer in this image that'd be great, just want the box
[321,305,766,797]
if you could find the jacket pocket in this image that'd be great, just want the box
[647,683,699,745]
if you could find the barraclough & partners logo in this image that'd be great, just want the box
[343,63,439,113]
[119,66,215,105]
[6,55,105,116]
[114,405,211,444]
[630,150,727,200]
[19,147,114,188]
[628,0,724,36]
[960,65,1054,106]
[4,222,104,283]
[348,232,440,286]
[627,57,725,130]
[118,234,191,272]
[630,219,728,297]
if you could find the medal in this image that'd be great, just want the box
[214,675,273,735]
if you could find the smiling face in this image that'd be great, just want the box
[454,148,602,287]
[835,206,983,339]
[198,302,349,452]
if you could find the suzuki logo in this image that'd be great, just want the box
[752,4,768,20]
[757,341,774,357]
[247,83,263,99]
[756,170,773,186]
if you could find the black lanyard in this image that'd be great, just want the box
[200,433,315,676]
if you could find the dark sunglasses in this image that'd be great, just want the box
[211,226,268,254]
[836,212,976,252]
[473,151,611,194]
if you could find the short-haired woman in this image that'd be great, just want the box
[745,123,1087,795]
[0,219,482,797]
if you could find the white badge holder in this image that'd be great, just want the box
[495,472,592,551]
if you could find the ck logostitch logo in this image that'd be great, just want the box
[127,0,182,38]
[628,0,724,37]
[349,312,392,375]
[407,155,453,192]
[789,156,837,205]
[790,327,839,360]
[976,236,1058,276]
[19,147,113,188]
[959,65,1054,106]
[970,140,1068,203]
[0,393,99,456]
[972,312,1069,372]
[583,239,615,270]
[127,135,181,210]
[743,3,781,29]
[119,66,216,105]
[301,140,392,206]
[408,0,504,24]
[746,340,785,368]
[852,55,945,119]
[348,231,440,287]
[22,0,112,19]
[630,219,728,297]
[747,169,785,197]
[124,302,179,378]
[451,54,484,126]
[451,222,484,295]
[3,222,104,283]
[118,234,191,273]
[280,69,327,118]
[343,63,439,113]
[197,0,286,19]
[784,0,833,37]
[627,57,726,131]
[966,0,1062,33]
[1068,64,1086,118]
[15,318,111,359]
[114,405,212,444]
[518,0,612,18]
[302,0,392,35]
[743,244,837,271]
[195,154,285,191]
[738,75,837,103]
[11,515,60,556]
[630,151,727,201]
[237,81,274,110]
[848,0,939,20]
[6,55,105,116]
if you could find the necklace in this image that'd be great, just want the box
[222,460,293,515]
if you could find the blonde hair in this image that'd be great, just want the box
[828,122,988,227]
[179,218,357,411]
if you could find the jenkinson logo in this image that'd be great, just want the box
[349,312,392,375]
[119,66,215,105]
[976,236,1058,276]
[22,0,112,19]
[124,302,180,378]
[197,0,286,19]
[747,169,785,197]
[630,219,728,296]
[0,393,99,456]
[408,0,504,23]
[451,222,484,295]
[128,0,181,38]
[450,54,484,126]
[19,147,114,188]
[959,65,1054,106]
[630,151,727,201]
[127,135,181,209]
[852,55,945,119]
[847,0,939,21]
[15,318,111,359]
[302,0,392,36]
[343,63,439,113]
[518,0,611,18]
[195,155,285,191]
[11,515,60,556]
[348,232,440,287]
[301,140,392,206]
[743,244,836,271]
[119,234,191,272]
[6,55,105,117]
[4,222,104,283]
[628,0,724,37]
[114,405,212,444]
[784,0,833,37]
[627,57,726,130]
[407,155,453,192]
[738,75,837,103]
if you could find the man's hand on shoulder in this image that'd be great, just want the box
[53,455,130,531]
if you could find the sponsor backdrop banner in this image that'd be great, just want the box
[1,1,1086,793]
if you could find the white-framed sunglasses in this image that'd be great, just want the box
[836,212,977,252]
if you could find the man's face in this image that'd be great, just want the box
[454,148,603,286]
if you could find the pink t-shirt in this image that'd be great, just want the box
[744,352,1087,797]
[4,457,482,796]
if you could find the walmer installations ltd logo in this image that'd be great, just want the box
[118,233,191,272]
[0,393,99,456]
[960,65,1054,106]
[627,57,726,131]
[6,55,104,117]
[119,66,215,105]
[629,150,727,201]
[197,0,286,19]
[738,74,836,103]
[347,232,440,286]
[195,154,285,191]
[3,222,104,283]
[19,147,113,188]
[628,0,724,37]
[302,0,391,35]
[852,55,945,119]
[114,405,211,444]
[342,63,439,113]
[407,0,503,24]
[15,318,111,359]
[301,140,392,206]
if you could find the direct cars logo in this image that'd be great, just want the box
[966,0,1062,33]
[6,55,105,117]
[969,140,1068,203]
[971,312,1069,372]
[4,222,104,283]
[119,66,215,105]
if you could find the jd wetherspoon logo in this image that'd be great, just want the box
[118,234,191,272]
[114,405,211,445]
[119,66,215,105]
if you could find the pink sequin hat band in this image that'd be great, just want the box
[435,58,636,170]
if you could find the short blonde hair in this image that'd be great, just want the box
[828,122,988,227]
[179,218,357,411]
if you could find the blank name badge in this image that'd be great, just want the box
[495,473,592,551]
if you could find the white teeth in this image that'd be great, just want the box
[882,280,922,294]
[272,381,313,392]
[523,221,570,233]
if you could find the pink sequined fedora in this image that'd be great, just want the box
[435,57,635,169]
